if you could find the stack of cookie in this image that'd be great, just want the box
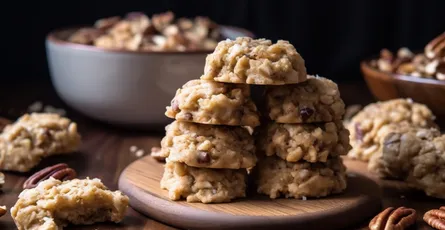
[159,76,260,203]
[255,75,351,199]
[159,36,350,202]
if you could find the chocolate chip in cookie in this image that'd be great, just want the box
[171,99,180,112]
[300,107,314,121]
[197,151,211,164]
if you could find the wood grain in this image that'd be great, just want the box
[0,82,443,230]
[118,156,382,230]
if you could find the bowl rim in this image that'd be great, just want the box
[361,56,445,86]
[46,25,254,55]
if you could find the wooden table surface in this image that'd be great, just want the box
[0,81,443,230]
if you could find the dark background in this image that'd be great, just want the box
[5,0,445,85]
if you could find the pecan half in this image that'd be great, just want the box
[425,32,445,59]
[23,163,77,189]
[424,206,445,230]
[94,16,121,30]
[0,206,6,217]
[369,207,417,230]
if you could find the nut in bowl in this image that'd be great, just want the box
[46,11,253,128]
[361,31,445,127]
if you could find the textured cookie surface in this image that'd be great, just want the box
[347,98,436,161]
[165,79,260,127]
[160,161,247,203]
[376,127,445,199]
[256,121,351,162]
[11,178,129,230]
[255,156,347,199]
[266,75,345,123]
[160,121,256,169]
[201,37,307,85]
[0,113,81,172]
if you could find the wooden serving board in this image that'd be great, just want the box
[118,156,382,230]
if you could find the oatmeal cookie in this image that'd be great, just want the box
[11,177,129,230]
[367,123,425,177]
[0,113,81,172]
[161,121,256,169]
[201,37,307,85]
[378,128,445,199]
[165,79,260,127]
[347,98,437,161]
[266,75,345,123]
[255,156,347,199]
[256,121,351,163]
[160,161,247,203]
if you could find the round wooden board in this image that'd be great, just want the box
[118,156,382,230]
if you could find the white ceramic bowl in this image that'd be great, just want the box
[46,26,253,128]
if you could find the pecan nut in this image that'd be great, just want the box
[23,163,77,189]
[424,206,445,230]
[369,207,417,230]
[94,16,121,30]
[0,205,6,217]
[425,32,445,59]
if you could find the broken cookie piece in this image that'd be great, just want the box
[11,177,129,230]
[0,113,81,172]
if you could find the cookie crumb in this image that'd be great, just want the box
[135,149,145,157]
[129,146,138,152]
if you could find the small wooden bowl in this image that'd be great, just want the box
[361,59,445,127]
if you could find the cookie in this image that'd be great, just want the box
[255,156,347,199]
[161,121,256,169]
[378,127,445,199]
[256,121,351,162]
[165,79,260,127]
[367,122,423,177]
[11,177,129,230]
[160,161,247,203]
[0,113,81,172]
[347,98,437,161]
[201,37,307,85]
[266,75,345,123]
